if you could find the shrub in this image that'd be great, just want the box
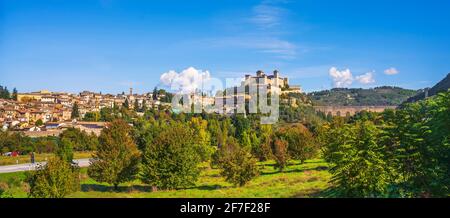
[26,157,80,198]
[216,138,259,187]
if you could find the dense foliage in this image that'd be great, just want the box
[0,128,97,155]
[56,138,74,163]
[140,122,201,190]
[88,119,141,189]
[0,85,17,100]
[323,90,450,197]
[3,87,448,198]
[59,128,98,151]
[309,86,417,106]
[215,138,259,186]
[26,157,80,198]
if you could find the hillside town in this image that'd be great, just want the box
[0,86,172,136]
[0,70,303,136]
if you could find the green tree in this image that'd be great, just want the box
[56,138,74,163]
[12,88,18,101]
[387,91,450,197]
[26,157,80,198]
[134,100,140,112]
[35,119,44,127]
[252,124,273,161]
[100,107,115,122]
[141,122,201,190]
[281,124,317,164]
[1,86,10,99]
[190,117,214,162]
[83,112,100,121]
[88,119,140,190]
[59,128,98,151]
[216,138,259,186]
[141,99,147,112]
[152,87,158,100]
[324,121,392,197]
[71,102,80,119]
[272,139,288,171]
[123,99,130,109]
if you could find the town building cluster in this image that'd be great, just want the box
[0,88,168,134]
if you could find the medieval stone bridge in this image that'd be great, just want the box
[313,105,397,116]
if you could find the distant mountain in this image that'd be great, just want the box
[308,86,418,106]
[405,73,450,103]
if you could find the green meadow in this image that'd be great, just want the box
[0,159,331,198]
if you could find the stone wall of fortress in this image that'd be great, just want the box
[313,105,397,116]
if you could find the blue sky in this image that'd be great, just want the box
[1,0,450,94]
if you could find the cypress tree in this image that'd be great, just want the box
[12,88,18,100]
[152,87,158,100]
[71,102,80,119]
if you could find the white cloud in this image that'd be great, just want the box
[160,67,211,94]
[329,67,353,88]
[384,67,399,75]
[195,0,297,60]
[356,72,375,84]
[250,4,285,29]
[206,37,297,59]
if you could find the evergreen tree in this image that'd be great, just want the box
[4,86,10,99]
[123,99,130,109]
[0,86,10,99]
[134,99,140,112]
[12,88,18,101]
[152,87,158,100]
[141,99,147,112]
[71,102,80,119]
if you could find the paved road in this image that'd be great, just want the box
[0,158,91,174]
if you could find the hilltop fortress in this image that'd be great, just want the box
[242,70,302,94]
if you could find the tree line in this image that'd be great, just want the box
[22,111,319,197]
[0,85,18,100]
[0,128,98,154]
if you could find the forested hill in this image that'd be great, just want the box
[308,86,418,106]
[405,73,450,103]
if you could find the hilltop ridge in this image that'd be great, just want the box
[308,86,417,106]
[405,73,450,103]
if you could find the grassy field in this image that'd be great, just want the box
[0,159,331,198]
[0,152,93,166]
